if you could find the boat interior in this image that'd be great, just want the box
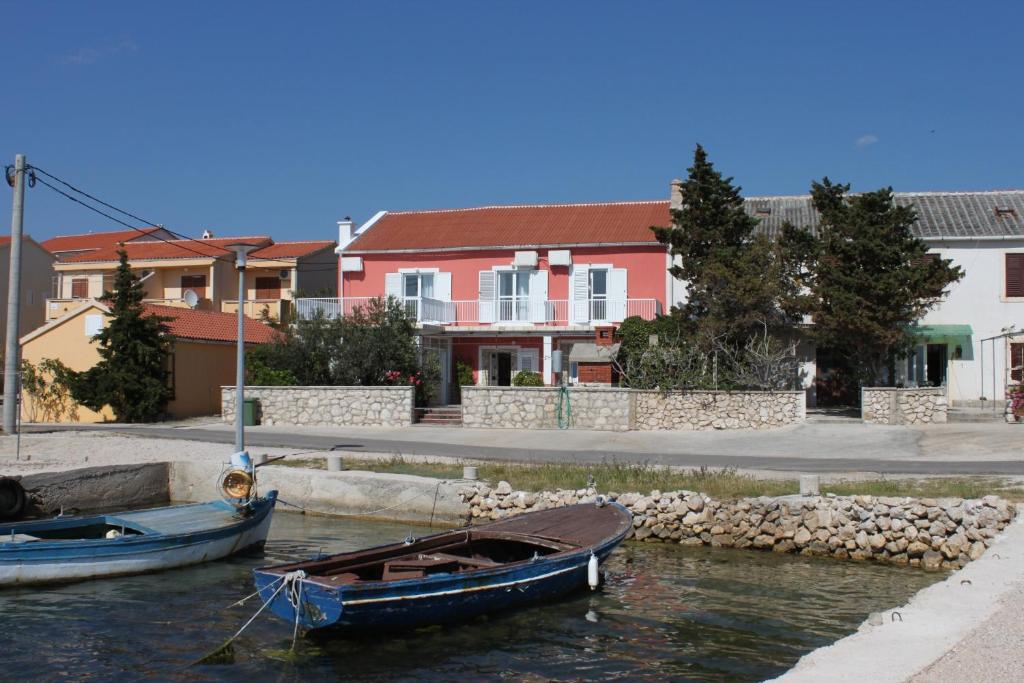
[2,518,146,543]
[275,529,583,585]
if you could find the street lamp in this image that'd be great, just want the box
[225,242,259,454]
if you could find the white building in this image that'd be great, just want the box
[717,190,1024,406]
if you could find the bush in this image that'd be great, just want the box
[513,370,544,387]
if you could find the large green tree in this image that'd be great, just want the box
[72,250,173,422]
[652,145,804,345]
[802,179,964,384]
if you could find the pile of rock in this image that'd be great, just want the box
[456,482,1015,570]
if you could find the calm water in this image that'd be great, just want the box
[0,511,942,682]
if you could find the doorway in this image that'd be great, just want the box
[488,351,513,386]
[926,344,947,387]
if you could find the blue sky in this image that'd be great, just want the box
[3,1,1022,242]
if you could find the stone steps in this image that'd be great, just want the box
[948,408,1008,424]
[416,406,463,426]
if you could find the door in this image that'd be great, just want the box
[488,351,513,386]
[255,277,281,300]
[181,274,207,299]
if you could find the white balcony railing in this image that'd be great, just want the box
[295,297,661,325]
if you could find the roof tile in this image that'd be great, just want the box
[144,304,281,344]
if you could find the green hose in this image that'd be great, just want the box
[557,385,571,429]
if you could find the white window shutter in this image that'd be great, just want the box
[478,270,496,323]
[528,269,548,322]
[608,268,628,322]
[570,266,590,323]
[435,272,452,301]
[385,273,402,302]
[518,349,539,373]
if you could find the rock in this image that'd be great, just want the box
[907,541,930,557]
[495,481,513,495]
[855,530,869,550]
[868,534,886,551]
[922,550,943,571]
[794,528,812,546]
[969,541,986,561]
[634,526,653,540]
[686,496,705,513]
[773,540,796,554]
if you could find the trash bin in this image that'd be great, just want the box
[242,398,260,426]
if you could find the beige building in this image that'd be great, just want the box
[41,230,336,323]
[0,236,57,348]
[21,300,280,422]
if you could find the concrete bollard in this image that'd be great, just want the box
[327,455,343,472]
[800,474,820,496]
[463,466,478,481]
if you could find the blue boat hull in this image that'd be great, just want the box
[0,492,277,587]
[254,502,630,632]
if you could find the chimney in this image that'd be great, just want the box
[669,178,684,211]
[594,325,615,347]
[337,216,355,250]
[201,229,213,239]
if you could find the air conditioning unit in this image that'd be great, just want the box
[279,269,290,280]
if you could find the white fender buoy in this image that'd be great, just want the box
[587,552,599,590]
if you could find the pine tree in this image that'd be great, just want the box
[806,179,964,384]
[72,250,173,422]
[652,145,799,345]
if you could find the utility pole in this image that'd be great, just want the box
[3,155,26,434]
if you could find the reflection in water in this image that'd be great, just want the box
[0,511,943,682]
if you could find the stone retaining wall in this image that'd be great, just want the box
[456,482,1015,570]
[862,387,948,425]
[460,386,805,431]
[221,385,414,427]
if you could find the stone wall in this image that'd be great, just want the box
[221,385,414,427]
[456,482,1015,570]
[460,386,805,431]
[862,387,948,425]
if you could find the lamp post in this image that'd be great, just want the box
[225,243,259,453]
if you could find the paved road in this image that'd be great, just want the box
[26,421,1024,475]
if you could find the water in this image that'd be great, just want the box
[0,511,943,682]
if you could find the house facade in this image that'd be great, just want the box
[41,230,335,323]
[0,236,57,345]
[20,300,281,422]
[320,187,1024,408]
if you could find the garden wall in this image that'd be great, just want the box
[861,387,948,425]
[220,385,414,427]
[460,386,805,431]
[457,482,1016,570]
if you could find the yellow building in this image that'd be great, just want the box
[20,300,280,423]
[41,230,336,323]
[0,235,57,343]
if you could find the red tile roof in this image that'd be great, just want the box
[61,236,272,264]
[344,201,672,252]
[144,304,281,344]
[250,240,336,259]
[41,228,167,255]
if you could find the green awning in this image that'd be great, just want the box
[910,324,973,340]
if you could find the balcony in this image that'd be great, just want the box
[222,299,290,322]
[294,297,661,325]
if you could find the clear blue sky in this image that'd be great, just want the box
[3,1,1022,242]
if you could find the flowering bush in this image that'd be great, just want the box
[1008,383,1024,418]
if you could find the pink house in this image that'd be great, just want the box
[306,200,675,403]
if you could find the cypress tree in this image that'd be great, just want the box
[73,250,173,422]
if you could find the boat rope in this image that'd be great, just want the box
[285,570,307,650]
[227,574,285,609]
[193,570,305,666]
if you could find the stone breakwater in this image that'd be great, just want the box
[221,385,414,427]
[456,483,1015,570]
[861,387,948,425]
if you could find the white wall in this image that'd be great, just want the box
[920,239,1024,404]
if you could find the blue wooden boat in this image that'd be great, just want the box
[253,500,632,632]
[0,492,277,587]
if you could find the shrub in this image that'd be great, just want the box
[513,370,544,387]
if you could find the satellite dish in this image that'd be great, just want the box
[183,289,199,308]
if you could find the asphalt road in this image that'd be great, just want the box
[27,423,1024,476]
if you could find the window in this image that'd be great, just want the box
[498,271,529,321]
[1012,343,1024,383]
[71,278,88,299]
[84,314,103,336]
[1007,254,1024,298]
[401,273,434,318]
[181,274,207,299]
[589,269,608,320]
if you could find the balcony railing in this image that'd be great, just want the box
[222,299,290,321]
[295,297,661,325]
